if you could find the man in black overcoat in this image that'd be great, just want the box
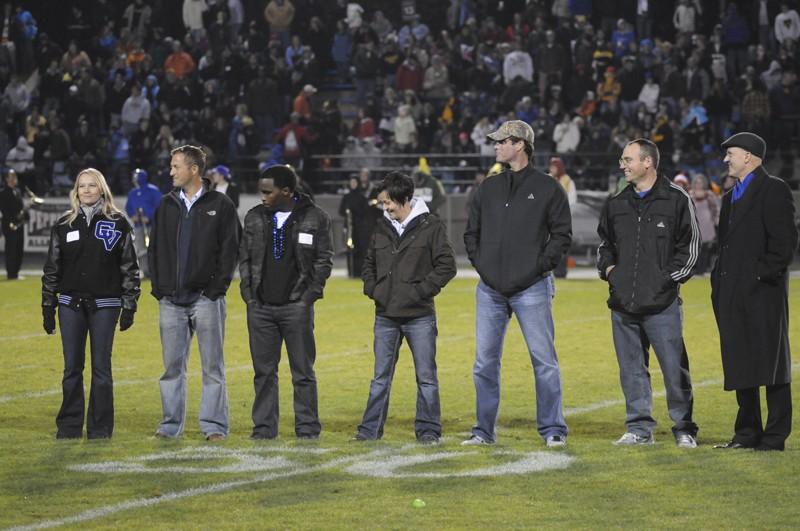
[712,132,799,451]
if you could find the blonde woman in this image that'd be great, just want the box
[42,168,140,439]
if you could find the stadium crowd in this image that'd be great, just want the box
[0,0,798,195]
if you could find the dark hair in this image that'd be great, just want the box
[170,145,207,174]
[377,171,414,204]
[507,136,534,157]
[627,138,660,169]
[260,164,297,192]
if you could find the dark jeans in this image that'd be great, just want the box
[2,226,23,278]
[357,314,441,440]
[246,300,320,438]
[733,384,792,449]
[57,304,120,438]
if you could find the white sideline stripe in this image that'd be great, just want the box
[8,451,386,531]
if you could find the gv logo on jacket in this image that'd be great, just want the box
[95,220,122,251]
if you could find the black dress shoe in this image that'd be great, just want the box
[755,443,784,452]
[713,440,752,449]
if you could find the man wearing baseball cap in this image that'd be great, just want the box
[210,165,239,209]
[713,132,798,451]
[463,120,572,447]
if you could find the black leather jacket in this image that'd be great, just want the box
[238,194,334,304]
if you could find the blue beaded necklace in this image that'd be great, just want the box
[271,194,298,260]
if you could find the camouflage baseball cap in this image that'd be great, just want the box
[486,120,535,145]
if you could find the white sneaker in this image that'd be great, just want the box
[461,435,493,446]
[614,432,654,445]
[676,434,697,448]
[546,435,566,448]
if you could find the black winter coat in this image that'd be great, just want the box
[363,211,456,318]
[464,163,572,296]
[597,176,700,314]
[711,167,798,390]
[148,187,241,300]
[239,194,334,305]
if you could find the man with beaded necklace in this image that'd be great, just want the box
[238,165,333,440]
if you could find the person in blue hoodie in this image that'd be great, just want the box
[125,168,162,278]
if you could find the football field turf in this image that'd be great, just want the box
[1,275,798,529]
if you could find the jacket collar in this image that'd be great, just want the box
[722,165,768,238]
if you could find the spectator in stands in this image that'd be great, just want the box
[721,3,750,82]
[5,135,35,184]
[774,3,800,47]
[398,15,430,49]
[638,72,660,114]
[673,0,702,36]
[264,0,295,48]
[122,0,152,39]
[553,114,582,155]
[412,163,445,216]
[393,104,417,153]
[332,20,353,82]
[292,84,316,122]
[60,41,91,77]
[689,173,719,275]
[370,10,393,42]
[502,41,533,87]
[275,111,314,169]
[353,39,381,105]
[611,19,635,58]
[164,42,196,80]
[183,0,208,43]
[596,67,621,113]
[285,34,305,69]
[210,164,239,208]
[121,85,151,138]
[535,29,567,105]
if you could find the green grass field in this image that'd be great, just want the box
[1,274,799,529]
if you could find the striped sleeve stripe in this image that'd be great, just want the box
[57,295,72,305]
[95,298,122,307]
[668,183,700,282]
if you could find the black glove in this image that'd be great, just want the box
[42,306,56,334]
[119,309,135,331]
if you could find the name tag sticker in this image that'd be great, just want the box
[66,230,80,242]
[298,232,313,245]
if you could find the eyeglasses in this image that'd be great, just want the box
[618,156,636,166]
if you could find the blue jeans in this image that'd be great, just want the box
[157,296,229,438]
[57,304,119,438]
[611,298,698,437]
[357,314,441,440]
[472,277,567,442]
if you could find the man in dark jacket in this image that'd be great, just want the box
[149,145,241,441]
[597,138,700,448]
[0,169,25,279]
[355,171,456,443]
[712,132,798,451]
[238,164,333,440]
[462,120,572,447]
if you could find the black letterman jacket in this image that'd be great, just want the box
[596,175,699,315]
[42,211,140,310]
